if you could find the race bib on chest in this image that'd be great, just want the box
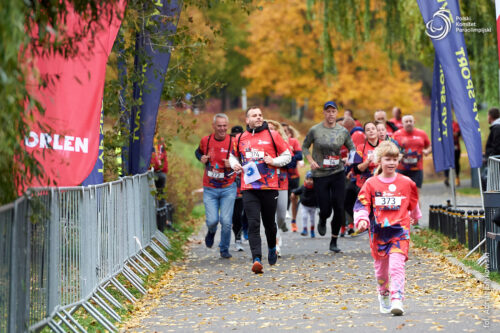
[207,170,225,179]
[403,155,418,165]
[375,196,402,209]
[245,149,265,160]
[323,155,340,167]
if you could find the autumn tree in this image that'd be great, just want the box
[241,0,423,121]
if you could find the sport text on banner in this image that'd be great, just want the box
[431,55,455,173]
[417,0,482,169]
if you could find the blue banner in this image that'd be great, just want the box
[82,104,104,185]
[431,55,455,173]
[417,0,482,168]
[128,0,181,174]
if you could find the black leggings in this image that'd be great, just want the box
[444,149,461,178]
[232,198,247,241]
[242,190,278,261]
[344,180,360,220]
[287,177,300,209]
[313,172,346,236]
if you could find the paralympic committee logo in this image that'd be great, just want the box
[425,9,452,40]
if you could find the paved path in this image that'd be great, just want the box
[122,181,499,332]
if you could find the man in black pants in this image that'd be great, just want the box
[230,107,291,273]
[302,101,355,252]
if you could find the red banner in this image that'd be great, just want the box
[23,1,126,187]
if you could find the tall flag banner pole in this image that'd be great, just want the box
[23,1,127,187]
[431,54,456,206]
[417,0,482,169]
[128,0,182,174]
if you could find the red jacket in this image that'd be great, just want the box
[151,143,168,173]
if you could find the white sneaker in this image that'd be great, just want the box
[276,244,281,258]
[235,240,244,252]
[378,294,391,314]
[390,299,404,316]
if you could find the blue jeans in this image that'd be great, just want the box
[203,183,237,252]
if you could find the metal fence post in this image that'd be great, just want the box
[467,210,474,250]
[47,189,61,318]
[429,205,435,230]
[472,210,480,252]
[8,198,30,332]
[479,210,486,253]
[457,210,466,245]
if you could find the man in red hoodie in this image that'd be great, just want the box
[230,107,291,274]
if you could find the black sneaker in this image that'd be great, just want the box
[329,237,341,253]
[220,250,232,259]
[268,247,278,265]
[318,219,327,236]
[347,228,355,236]
[205,230,216,248]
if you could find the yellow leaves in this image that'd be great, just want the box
[242,0,424,121]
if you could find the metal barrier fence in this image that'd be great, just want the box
[485,155,500,272]
[486,155,500,191]
[429,205,486,253]
[428,155,500,272]
[0,172,170,332]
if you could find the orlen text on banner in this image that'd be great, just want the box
[417,0,482,169]
[23,1,127,187]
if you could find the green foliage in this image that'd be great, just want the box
[190,203,205,219]
[310,0,499,106]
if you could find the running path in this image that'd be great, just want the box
[121,182,499,332]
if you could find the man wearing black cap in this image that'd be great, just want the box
[302,101,355,252]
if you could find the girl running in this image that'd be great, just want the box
[353,141,421,316]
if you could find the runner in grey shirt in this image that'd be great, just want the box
[302,101,355,252]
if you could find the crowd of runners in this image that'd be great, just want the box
[193,101,431,315]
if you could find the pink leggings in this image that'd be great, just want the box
[373,252,406,300]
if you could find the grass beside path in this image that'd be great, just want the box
[412,228,500,284]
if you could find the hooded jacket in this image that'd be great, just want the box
[486,118,500,158]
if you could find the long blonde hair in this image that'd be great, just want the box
[373,141,401,175]
[266,119,288,141]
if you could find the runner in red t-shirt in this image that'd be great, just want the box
[267,119,294,257]
[392,115,432,189]
[282,123,303,232]
[230,108,291,273]
[375,110,398,137]
[341,116,365,235]
[344,109,363,128]
[389,106,403,130]
[195,114,237,259]
[344,122,380,235]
